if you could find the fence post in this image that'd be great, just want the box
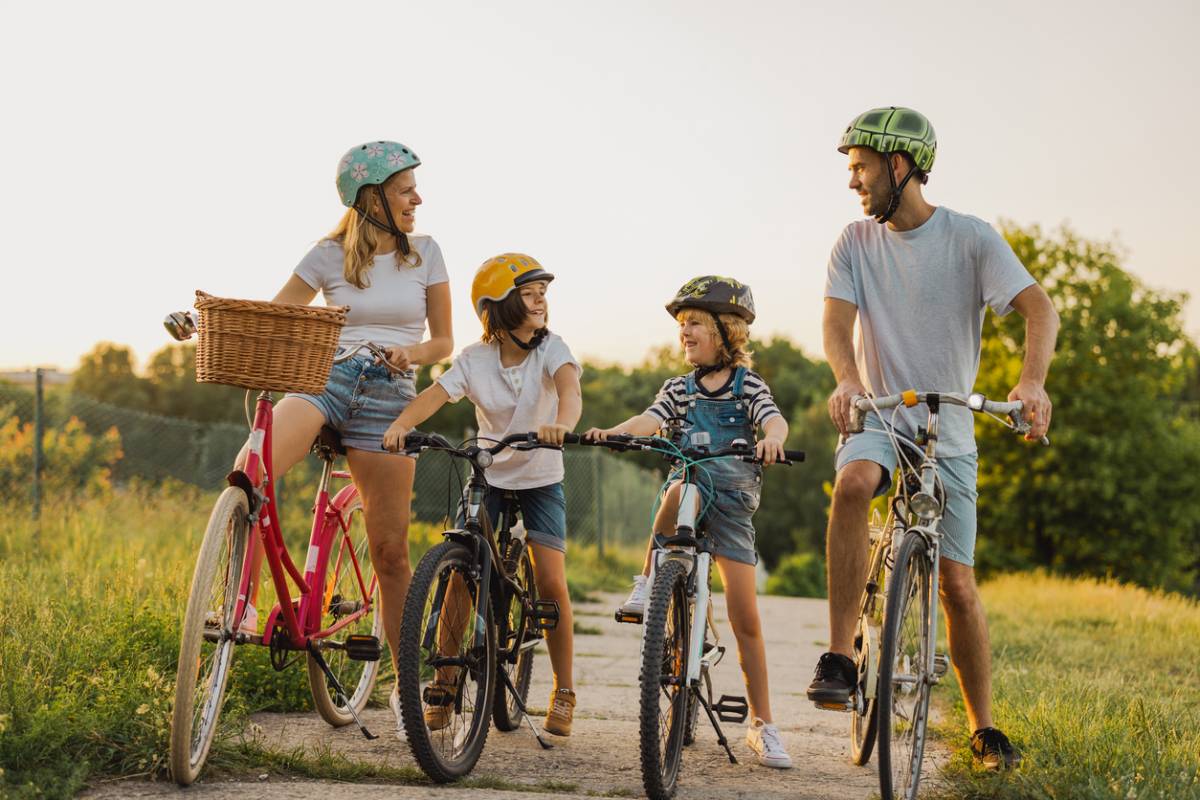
[594,449,605,558]
[32,367,44,520]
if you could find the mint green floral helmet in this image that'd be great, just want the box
[335,141,420,208]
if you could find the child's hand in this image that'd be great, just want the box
[382,421,411,453]
[756,437,786,465]
[537,423,571,446]
[583,426,616,442]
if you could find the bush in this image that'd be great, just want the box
[765,551,826,597]
[0,413,122,503]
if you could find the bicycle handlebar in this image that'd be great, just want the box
[852,390,1050,446]
[567,432,805,466]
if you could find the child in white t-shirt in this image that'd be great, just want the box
[383,253,582,736]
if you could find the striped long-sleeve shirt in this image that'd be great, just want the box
[644,369,783,429]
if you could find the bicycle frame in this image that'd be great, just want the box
[229,392,376,650]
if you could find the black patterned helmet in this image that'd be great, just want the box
[665,276,756,323]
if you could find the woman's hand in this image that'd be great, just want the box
[755,436,786,466]
[380,346,412,373]
[537,423,572,446]
[382,420,411,453]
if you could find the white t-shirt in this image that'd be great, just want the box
[436,333,581,490]
[293,235,449,349]
[824,206,1035,456]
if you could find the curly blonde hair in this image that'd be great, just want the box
[325,182,422,289]
[676,308,753,369]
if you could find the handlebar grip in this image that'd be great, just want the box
[562,432,582,445]
[784,449,806,462]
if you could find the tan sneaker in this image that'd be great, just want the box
[423,682,458,731]
[543,688,576,736]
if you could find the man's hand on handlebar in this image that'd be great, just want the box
[1007,381,1052,441]
[828,378,868,436]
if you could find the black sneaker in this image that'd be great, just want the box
[970,727,1022,771]
[806,652,857,709]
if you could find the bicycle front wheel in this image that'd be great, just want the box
[493,542,536,732]
[877,530,933,800]
[398,540,496,783]
[307,492,383,726]
[638,558,691,800]
[169,486,250,785]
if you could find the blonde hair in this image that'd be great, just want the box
[325,184,422,289]
[676,308,753,369]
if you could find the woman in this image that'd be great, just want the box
[240,140,453,737]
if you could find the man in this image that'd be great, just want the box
[805,106,1059,770]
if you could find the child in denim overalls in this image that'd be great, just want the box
[584,276,793,768]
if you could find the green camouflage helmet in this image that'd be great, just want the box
[666,276,756,323]
[837,107,936,173]
[335,141,420,207]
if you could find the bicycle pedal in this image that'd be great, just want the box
[614,609,644,624]
[814,700,854,712]
[531,599,560,631]
[343,634,382,662]
[933,652,950,679]
[712,694,749,723]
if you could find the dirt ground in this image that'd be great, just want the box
[86,592,946,800]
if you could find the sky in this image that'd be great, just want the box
[2,0,1198,373]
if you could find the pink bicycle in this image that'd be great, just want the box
[163,307,386,785]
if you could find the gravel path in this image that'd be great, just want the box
[86,592,947,799]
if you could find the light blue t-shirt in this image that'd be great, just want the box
[824,206,1035,456]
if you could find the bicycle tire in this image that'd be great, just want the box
[638,558,691,800]
[307,492,383,726]
[851,546,887,765]
[169,486,250,785]
[877,530,933,800]
[493,543,536,732]
[850,630,880,765]
[398,540,496,782]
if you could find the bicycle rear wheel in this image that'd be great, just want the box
[307,492,383,726]
[398,540,496,782]
[638,558,691,800]
[493,542,536,731]
[877,530,933,800]
[169,487,250,785]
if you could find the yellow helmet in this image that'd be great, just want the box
[470,253,555,319]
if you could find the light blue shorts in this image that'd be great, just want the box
[285,354,417,454]
[835,420,979,567]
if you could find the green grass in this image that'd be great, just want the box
[933,572,1200,800]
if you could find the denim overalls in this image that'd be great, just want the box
[664,367,763,565]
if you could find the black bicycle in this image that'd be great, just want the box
[578,430,803,800]
[394,431,562,782]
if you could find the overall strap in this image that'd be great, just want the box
[730,366,748,399]
[684,369,698,395]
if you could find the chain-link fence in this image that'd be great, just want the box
[2,375,660,550]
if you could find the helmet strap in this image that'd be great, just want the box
[509,327,548,351]
[353,186,411,256]
[711,312,734,359]
[874,152,920,225]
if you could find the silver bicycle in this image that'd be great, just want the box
[844,390,1047,800]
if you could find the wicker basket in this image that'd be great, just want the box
[193,290,348,394]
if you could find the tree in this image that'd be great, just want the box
[143,342,246,423]
[70,343,152,409]
[974,224,1200,593]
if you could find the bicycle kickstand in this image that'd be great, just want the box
[695,688,738,764]
[496,665,554,750]
[307,642,378,741]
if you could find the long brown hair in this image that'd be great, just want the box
[324,179,422,289]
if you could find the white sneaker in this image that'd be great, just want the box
[746,718,792,768]
[389,685,406,740]
[237,605,258,635]
[619,575,649,617]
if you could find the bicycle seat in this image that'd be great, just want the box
[312,426,346,457]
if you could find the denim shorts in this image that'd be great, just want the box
[457,482,568,554]
[655,475,761,566]
[835,417,979,566]
[285,354,417,454]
